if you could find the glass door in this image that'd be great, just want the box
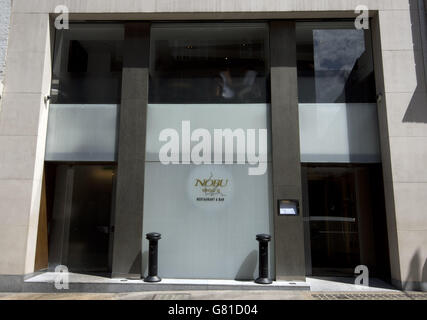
[47,164,115,274]
[303,164,390,278]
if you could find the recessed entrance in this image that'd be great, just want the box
[44,164,116,274]
[302,164,390,279]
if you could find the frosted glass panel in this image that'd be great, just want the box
[142,163,273,280]
[299,103,381,163]
[146,103,271,162]
[45,104,118,161]
[144,23,272,280]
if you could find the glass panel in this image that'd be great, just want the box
[47,24,123,162]
[67,165,114,273]
[304,165,390,278]
[143,23,273,280]
[296,22,375,103]
[47,165,115,274]
[51,24,124,104]
[142,163,274,280]
[145,103,271,162]
[149,23,270,104]
[296,22,380,163]
[307,167,360,274]
[299,103,381,163]
[45,104,118,161]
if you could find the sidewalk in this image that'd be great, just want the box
[0,290,426,300]
[1,274,426,300]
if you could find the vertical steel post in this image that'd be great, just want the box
[144,232,161,282]
[255,234,272,284]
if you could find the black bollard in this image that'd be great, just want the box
[144,232,162,282]
[255,234,272,284]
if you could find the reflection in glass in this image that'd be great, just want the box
[297,22,376,103]
[149,23,270,104]
[296,22,380,164]
[51,24,124,104]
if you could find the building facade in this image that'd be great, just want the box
[0,0,11,92]
[0,0,426,291]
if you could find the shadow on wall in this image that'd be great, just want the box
[403,0,427,123]
[404,249,427,291]
[140,251,148,277]
[128,251,142,278]
[235,250,258,281]
[399,0,427,293]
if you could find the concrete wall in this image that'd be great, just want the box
[0,0,426,290]
[6,0,415,14]
[0,11,52,276]
[111,23,150,279]
[421,0,427,89]
[270,21,306,281]
[0,0,11,82]
[373,1,427,291]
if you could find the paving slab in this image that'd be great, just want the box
[1,290,427,300]
[23,272,310,292]
[0,272,421,298]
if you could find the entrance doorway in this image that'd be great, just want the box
[45,164,116,274]
[302,164,390,279]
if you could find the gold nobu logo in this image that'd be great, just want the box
[194,172,229,197]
